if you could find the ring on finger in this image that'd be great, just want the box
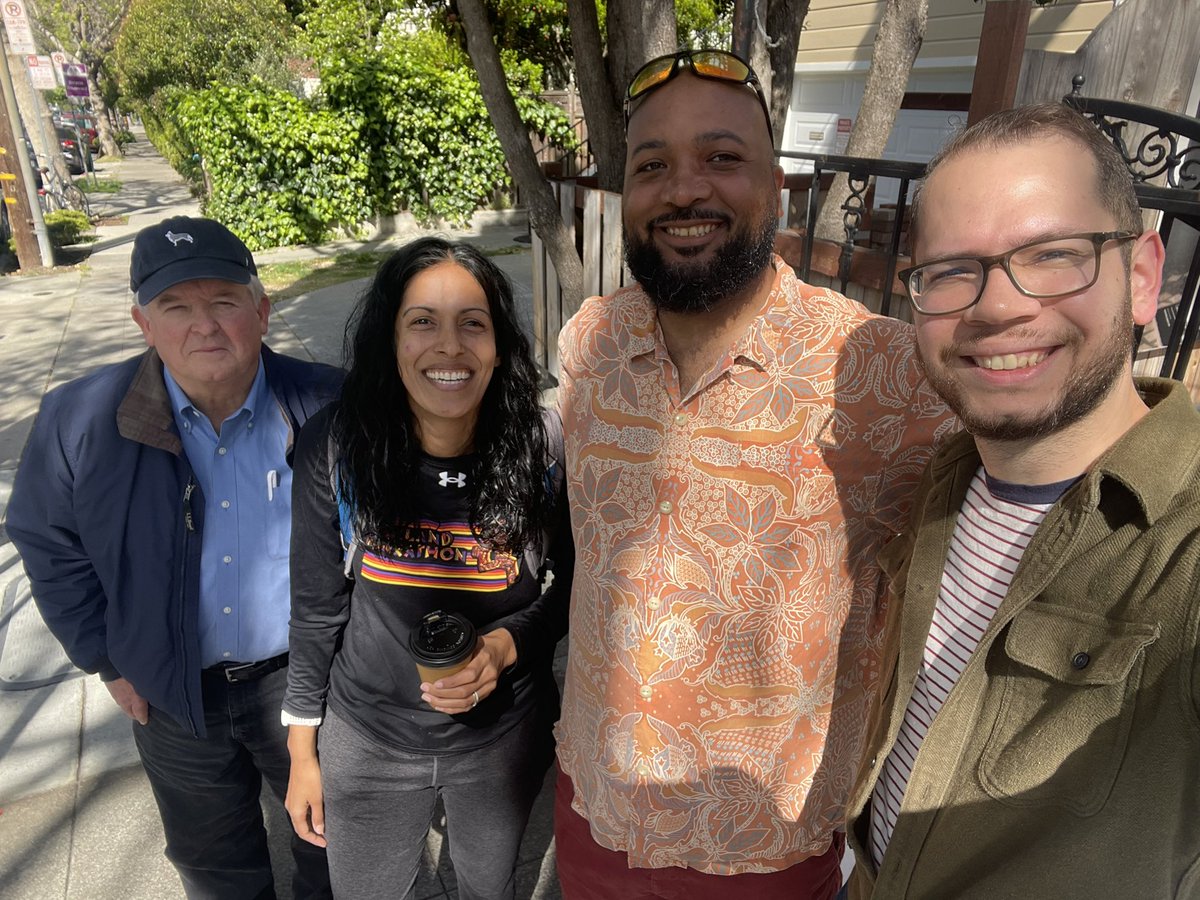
[472,690,480,708]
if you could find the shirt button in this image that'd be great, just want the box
[1071,651,1091,670]
[636,763,651,777]
[673,412,687,426]
[223,606,232,615]
[223,555,232,564]
[647,597,660,610]
[639,685,652,699]
[222,651,231,658]
[220,500,230,509]
[658,500,672,514]
[247,422,254,430]
[218,447,228,456]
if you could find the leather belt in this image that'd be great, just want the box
[205,652,289,684]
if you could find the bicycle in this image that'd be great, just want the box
[36,159,92,220]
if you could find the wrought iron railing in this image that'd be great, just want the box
[776,150,925,317]
[1065,75,1200,380]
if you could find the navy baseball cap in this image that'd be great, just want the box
[130,216,257,305]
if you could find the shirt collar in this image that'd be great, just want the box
[1084,377,1200,525]
[936,378,1200,526]
[163,357,268,429]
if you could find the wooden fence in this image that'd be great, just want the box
[529,181,627,375]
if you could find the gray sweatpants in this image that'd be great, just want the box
[318,706,553,900]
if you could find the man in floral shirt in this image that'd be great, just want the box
[553,49,954,900]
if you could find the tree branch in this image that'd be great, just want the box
[456,0,585,312]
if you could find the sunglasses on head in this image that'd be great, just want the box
[625,49,775,145]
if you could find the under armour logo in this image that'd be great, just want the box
[438,471,467,488]
[165,231,194,246]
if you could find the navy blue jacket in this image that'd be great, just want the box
[6,346,341,736]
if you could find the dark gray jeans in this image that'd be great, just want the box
[319,705,553,900]
[132,665,331,900]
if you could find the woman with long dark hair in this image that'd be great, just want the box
[282,237,571,899]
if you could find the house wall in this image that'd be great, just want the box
[782,0,1118,201]
[795,0,1115,66]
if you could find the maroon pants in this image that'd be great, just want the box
[554,767,844,900]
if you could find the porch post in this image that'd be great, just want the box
[967,0,1033,125]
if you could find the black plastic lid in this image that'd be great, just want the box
[409,610,476,665]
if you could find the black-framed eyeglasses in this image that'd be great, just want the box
[624,49,775,145]
[899,231,1140,316]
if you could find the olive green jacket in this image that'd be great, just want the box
[847,378,1200,900]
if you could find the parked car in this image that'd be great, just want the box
[55,125,89,175]
[59,112,100,154]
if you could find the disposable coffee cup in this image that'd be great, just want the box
[410,610,477,684]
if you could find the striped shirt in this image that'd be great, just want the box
[869,467,1076,866]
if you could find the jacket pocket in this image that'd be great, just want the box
[977,602,1158,815]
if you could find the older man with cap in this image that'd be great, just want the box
[6,215,338,899]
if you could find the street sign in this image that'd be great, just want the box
[64,63,89,99]
[834,117,853,154]
[50,51,67,84]
[27,55,56,90]
[2,0,36,54]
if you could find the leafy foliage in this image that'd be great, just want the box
[676,0,733,47]
[315,18,575,225]
[111,0,577,244]
[411,0,571,85]
[115,0,297,105]
[174,84,372,249]
[43,209,91,247]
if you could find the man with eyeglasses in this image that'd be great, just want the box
[844,104,1200,899]
[553,50,953,899]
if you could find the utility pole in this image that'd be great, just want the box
[0,30,51,268]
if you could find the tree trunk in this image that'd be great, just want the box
[747,0,811,150]
[456,0,585,313]
[815,0,927,241]
[85,63,121,157]
[567,0,624,190]
[641,2,677,64]
[605,0,675,92]
[573,0,675,192]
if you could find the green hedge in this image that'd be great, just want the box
[174,84,372,250]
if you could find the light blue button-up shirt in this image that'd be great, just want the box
[164,360,293,667]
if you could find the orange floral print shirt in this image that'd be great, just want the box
[555,259,955,874]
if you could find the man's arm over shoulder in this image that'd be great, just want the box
[6,388,119,680]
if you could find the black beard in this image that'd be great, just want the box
[624,207,777,313]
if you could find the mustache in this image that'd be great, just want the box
[937,326,1053,362]
[649,208,731,228]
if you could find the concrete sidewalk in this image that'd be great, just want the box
[0,134,558,899]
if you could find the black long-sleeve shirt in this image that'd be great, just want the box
[284,405,572,752]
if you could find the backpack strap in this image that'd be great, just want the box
[528,406,566,579]
[541,406,565,500]
[327,429,357,579]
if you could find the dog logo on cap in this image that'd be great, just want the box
[165,230,194,246]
